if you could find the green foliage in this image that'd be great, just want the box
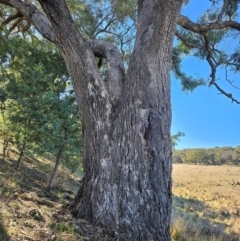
[224,0,240,18]
[185,148,207,164]
[110,0,137,20]
[1,0,240,98]
[66,0,98,38]
[173,1,240,96]
[173,146,240,165]
[65,0,136,63]
[0,35,82,173]
[172,131,185,149]
[56,221,75,233]
[172,47,205,92]
[231,146,240,164]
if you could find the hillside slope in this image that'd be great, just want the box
[0,147,112,241]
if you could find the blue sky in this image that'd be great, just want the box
[171,0,240,149]
[171,76,240,149]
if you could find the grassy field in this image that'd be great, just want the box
[1,147,240,240]
[171,164,240,241]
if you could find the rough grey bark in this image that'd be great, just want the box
[0,0,183,240]
[40,1,182,240]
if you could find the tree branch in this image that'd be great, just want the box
[1,11,23,26]
[0,0,12,7]
[87,39,125,105]
[93,14,117,39]
[5,16,23,36]
[175,30,203,49]
[0,0,55,42]
[177,13,240,104]
[214,82,240,104]
[177,14,240,32]
[201,32,239,104]
[217,0,228,22]
[201,31,217,85]
[224,65,240,90]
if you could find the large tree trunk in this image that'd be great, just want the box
[39,0,183,240]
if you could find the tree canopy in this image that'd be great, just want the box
[1,0,240,103]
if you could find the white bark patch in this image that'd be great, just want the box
[96,120,103,129]
[100,158,108,168]
[104,134,108,141]
[105,102,112,127]
[100,89,107,98]
[139,107,150,119]
[87,83,94,96]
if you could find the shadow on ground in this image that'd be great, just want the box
[0,212,9,241]
[172,195,239,241]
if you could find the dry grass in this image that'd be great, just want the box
[0,145,96,241]
[171,164,240,241]
[1,146,240,241]
[0,143,115,241]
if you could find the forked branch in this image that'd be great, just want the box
[88,39,125,105]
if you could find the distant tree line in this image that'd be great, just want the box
[173,146,240,165]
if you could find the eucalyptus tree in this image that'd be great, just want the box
[0,0,240,240]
